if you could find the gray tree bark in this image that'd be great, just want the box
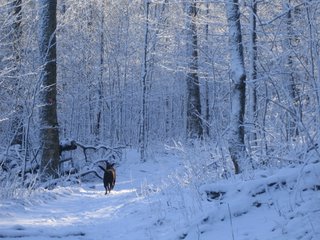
[284,0,301,139]
[93,1,106,142]
[226,0,246,174]
[186,1,203,139]
[10,0,24,146]
[139,1,150,162]
[38,0,60,179]
[248,0,258,149]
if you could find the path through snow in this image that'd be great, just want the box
[0,154,183,240]
[1,151,319,240]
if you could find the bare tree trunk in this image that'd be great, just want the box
[305,0,320,129]
[186,1,203,139]
[93,1,106,142]
[38,0,60,179]
[204,1,210,138]
[226,0,246,174]
[283,0,301,139]
[139,0,150,162]
[9,0,24,146]
[247,0,258,150]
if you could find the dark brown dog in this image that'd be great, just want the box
[100,162,116,194]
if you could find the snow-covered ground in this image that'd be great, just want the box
[0,149,319,240]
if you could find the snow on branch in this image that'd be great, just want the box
[73,141,126,162]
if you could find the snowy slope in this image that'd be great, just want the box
[0,150,319,240]
[186,162,320,240]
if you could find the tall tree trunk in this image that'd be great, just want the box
[93,1,106,142]
[10,0,24,146]
[38,0,60,179]
[204,1,210,138]
[284,0,301,139]
[226,0,246,174]
[10,0,22,64]
[139,0,150,162]
[247,0,258,150]
[186,1,203,139]
[305,0,320,129]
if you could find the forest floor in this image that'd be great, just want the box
[0,148,319,240]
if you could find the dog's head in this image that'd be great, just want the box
[106,161,115,170]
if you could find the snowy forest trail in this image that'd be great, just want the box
[1,152,320,240]
[0,155,182,240]
[1,187,140,239]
